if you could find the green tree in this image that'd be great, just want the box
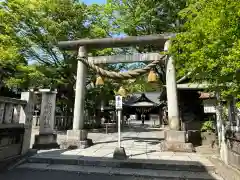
[171,0,240,98]
[106,0,186,36]
[0,0,116,112]
[102,0,186,88]
[124,77,161,94]
[0,3,42,95]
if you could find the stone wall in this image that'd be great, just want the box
[0,125,25,160]
[0,93,34,163]
[226,131,240,170]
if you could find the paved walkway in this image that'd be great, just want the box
[30,120,161,147]
[37,127,165,159]
[34,149,214,168]
[17,125,229,180]
[30,126,214,167]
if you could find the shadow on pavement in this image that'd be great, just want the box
[93,136,164,146]
[57,125,164,135]
[0,148,222,180]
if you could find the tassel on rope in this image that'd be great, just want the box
[95,75,104,86]
[148,69,157,83]
[118,86,127,97]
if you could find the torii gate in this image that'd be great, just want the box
[58,34,191,152]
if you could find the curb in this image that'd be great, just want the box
[16,163,221,180]
[6,149,38,171]
[27,156,215,172]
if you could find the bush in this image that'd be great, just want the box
[201,120,215,133]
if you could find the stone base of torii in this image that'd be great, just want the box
[57,34,194,153]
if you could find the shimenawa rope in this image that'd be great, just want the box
[77,54,167,80]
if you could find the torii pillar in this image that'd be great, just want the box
[63,46,93,149]
[162,40,194,152]
[164,40,180,130]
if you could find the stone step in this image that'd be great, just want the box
[27,155,215,172]
[16,162,224,180]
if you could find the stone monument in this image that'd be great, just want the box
[32,89,59,149]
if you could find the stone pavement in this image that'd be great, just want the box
[20,124,227,179]
[31,122,164,147]
[30,126,214,168]
[16,147,223,180]
[31,149,215,168]
[13,162,223,180]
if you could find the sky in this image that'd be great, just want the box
[82,0,106,5]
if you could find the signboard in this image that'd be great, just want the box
[150,114,159,127]
[204,105,216,113]
[203,99,216,113]
[115,95,122,110]
[150,114,159,121]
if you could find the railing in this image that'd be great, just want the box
[0,96,27,125]
[32,115,97,130]
[33,115,73,130]
[0,96,27,160]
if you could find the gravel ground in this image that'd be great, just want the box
[0,168,163,180]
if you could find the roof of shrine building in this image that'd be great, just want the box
[123,91,165,107]
[123,87,214,107]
